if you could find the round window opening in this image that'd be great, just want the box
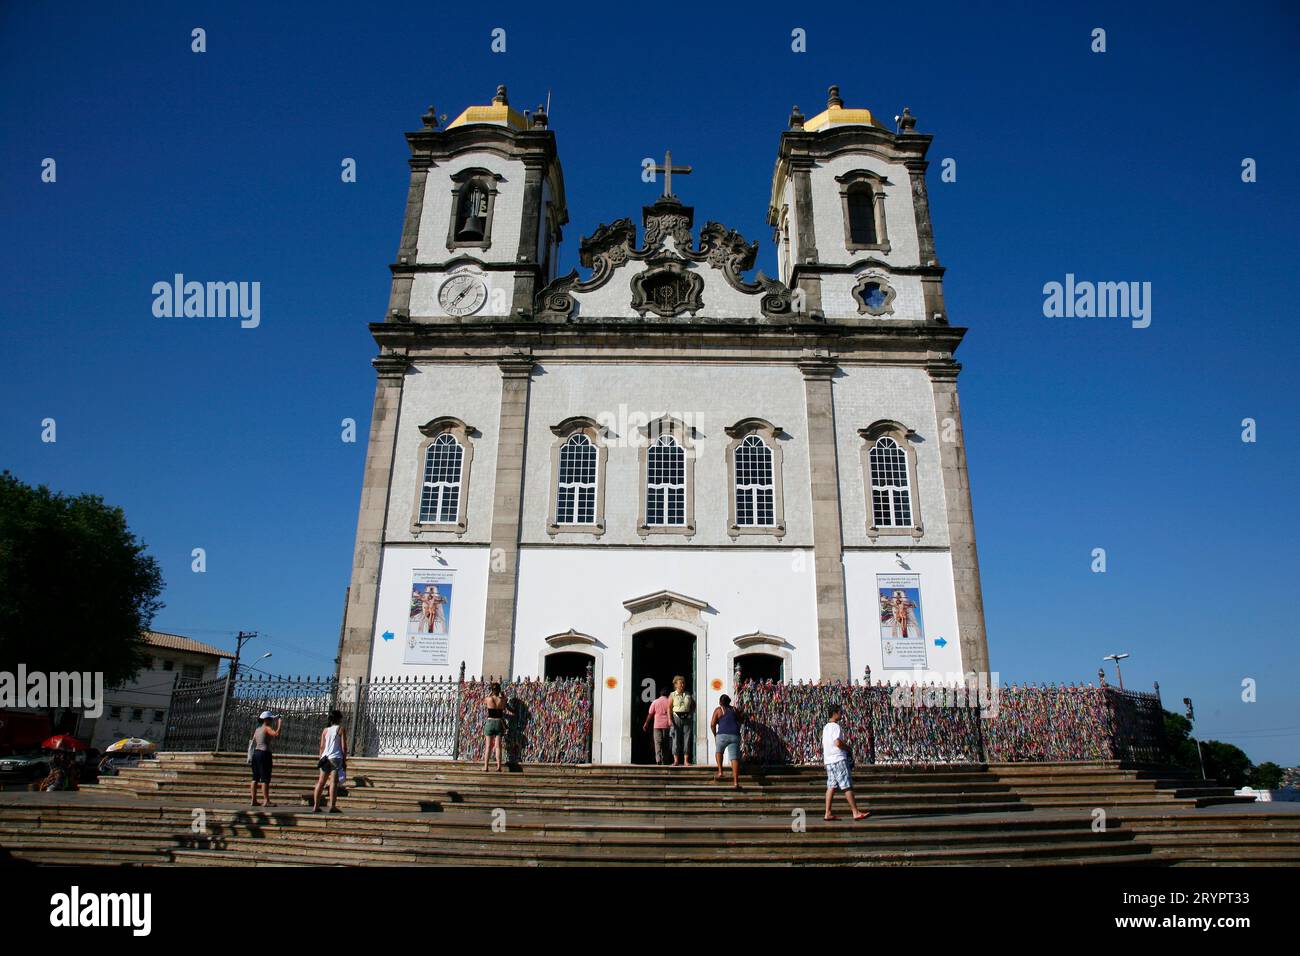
[859,282,888,311]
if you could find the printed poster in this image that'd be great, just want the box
[404,569,454,665]
[877,573,928,669]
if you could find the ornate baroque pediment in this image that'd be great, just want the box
[536,197,796,322]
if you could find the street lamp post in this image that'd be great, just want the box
[1103,653,1130,690]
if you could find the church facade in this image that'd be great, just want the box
[337,85,990,763]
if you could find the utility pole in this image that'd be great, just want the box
[1184,697,1207,781]
[232,631,258,680]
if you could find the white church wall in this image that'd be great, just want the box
[368,543,492,680]
[843,549,965,679]
[820,272,926,322]
[386,363,502,544]
[514,545,821,763]
[808,153,921,268]
[408,270,516,320]
[519,362,814,547]
[415,154,527,264]
[832,365,950,549]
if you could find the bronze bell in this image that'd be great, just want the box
[456,184,488,241]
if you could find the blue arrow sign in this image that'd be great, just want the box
[381,631,394,642]
[934,637,947,648]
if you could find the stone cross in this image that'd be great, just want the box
[653,149,692,199]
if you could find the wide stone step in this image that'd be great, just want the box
[0,832,1156,866]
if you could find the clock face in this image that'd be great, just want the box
[438,274,487,316]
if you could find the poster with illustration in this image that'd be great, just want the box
[877,573,928,669]
[404,569,454,665]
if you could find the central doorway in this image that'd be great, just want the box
[630,628,695,765]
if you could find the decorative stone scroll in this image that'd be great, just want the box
[535,196,798,321]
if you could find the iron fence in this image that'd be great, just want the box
[164,665,595,763]
[735,676,1170,766]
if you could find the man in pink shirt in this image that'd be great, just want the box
[642,686,673,765]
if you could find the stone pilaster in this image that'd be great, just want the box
[928,361,991,676]
[799,355,850,680]
[905,159,947,323]
[791,159,823,316]
[387,164,429,319]
[337,353,409,684]
[481,352,534,678]
[511,159,546,318]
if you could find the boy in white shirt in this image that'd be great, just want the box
[822,704,869,821]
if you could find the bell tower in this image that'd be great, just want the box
[387,85,567,324]
[768,86,946,326]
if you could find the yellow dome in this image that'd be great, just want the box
[800,85,887,132]
[446,85,530,131]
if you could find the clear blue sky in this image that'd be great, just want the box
[2,2,1297,763]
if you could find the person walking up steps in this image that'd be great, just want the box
[643,685,673,765]
[483,683,514,772]
[669,675,694,767]
[710,694,745,789]
[312,710,348,813]
[822,703,869,821]
[248,711,281,807]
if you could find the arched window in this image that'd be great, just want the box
[846,183,877,246]
[645,435,686,526]
[411,417,475,534]
[420,434,463,524]
[860,421,922,536]
[557,435,597,524]
[734,436,775,526]
[835,170,891,253]
[454,181,489,242]
[869,437,911,527]
[548,417,607,534]
[446,168,502,251]
[725,419,786,537]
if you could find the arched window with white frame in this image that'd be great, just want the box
[646,435,685,526]
[859,421,922,537]
[420,434,463,524]
[411,417,475,534]
[548,417,607,535]
[735,436,774,526]
[557,434,597,524]
[869,437,911,526]
[725,419,786,537]
[637,416,696,536]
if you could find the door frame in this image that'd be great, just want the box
[620,592,709,764]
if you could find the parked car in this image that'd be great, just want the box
[0,751,50,781]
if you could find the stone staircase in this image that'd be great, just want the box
[1,752,1293,866]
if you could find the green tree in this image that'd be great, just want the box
[1250,761,1283,790]
[1200,741,1252,788]
[1163,709,1202,777]
[0,471,163,693]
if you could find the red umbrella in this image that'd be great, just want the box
[41,735,86,751]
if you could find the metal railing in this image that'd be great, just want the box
[163,664,595,763]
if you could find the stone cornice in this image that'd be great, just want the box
[390,259,544,275]
[370,321,967,357]
[371,353,410,381]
